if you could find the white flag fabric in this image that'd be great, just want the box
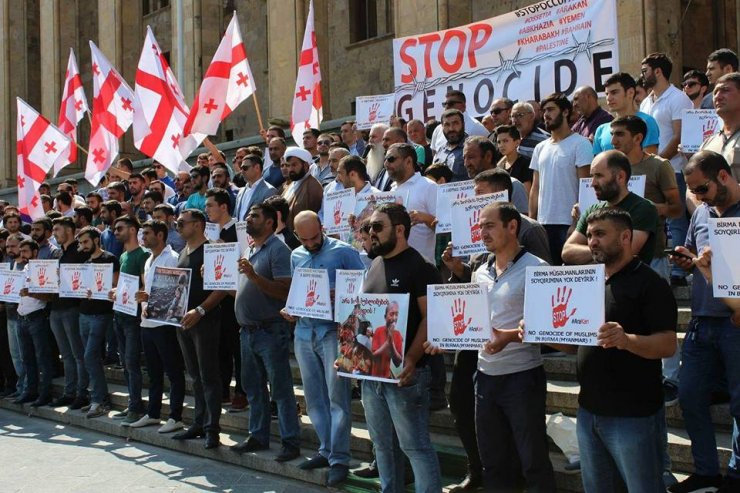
[56,48,88,175]
[290,0,323,144]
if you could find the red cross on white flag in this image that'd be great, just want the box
[17,98,72,220]
[290,0,323,145]
[85,41,136,187]
[183,12,256,137]
[133,26,204,175]
[56,48,88,176]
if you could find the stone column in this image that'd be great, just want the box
[39,0,61,121]
[267,0,298,121]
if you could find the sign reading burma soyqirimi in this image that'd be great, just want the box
[393,0,619,121]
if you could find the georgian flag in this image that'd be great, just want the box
[56,48,88,175]
[290,0,323,145]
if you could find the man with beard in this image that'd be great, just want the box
[372,127,406,192]
[184,165,210,212]
[99,201,124,257]
[127,173,149,223]
[360,202,442,493]
[85,192,104,228]
[370,302,403,380]
[4,234,25,399]
[264,137,288,188]
[230,203,301,462]
[365,123,389,185]
[528,93,593,265]
[74,206,94,230]
[700,72,740,182]
[281,147,323,230]
[280,211,364,486]
[309,133,337,186]
[682,70,710,109]
[429,90,488,155]
[210,163,238,209]
[563,150,659,264]
[435,109,469,182]
[29,218,58,259]
[106,181,127,203]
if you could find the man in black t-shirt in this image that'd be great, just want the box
[361,203,442,492]
[171,209,226,449]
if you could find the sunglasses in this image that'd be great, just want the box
[442,100,464,107]
[318,140,332,146]
[175,219,197,228]
[240,163,254,170]
[491,108,508,115]
[689,179,712,195]
[369,221,387,233]
[384,155,399,163]
[682,81,699,88]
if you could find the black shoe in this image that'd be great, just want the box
[231,436,268,454]
[204,433,220,449]
[171,427,205,440]
[69,395,89,410]
[30,396,53,408]
[668,473,723,493]
[50,395,75,407]
[298,453,330,470]
[449,472,483,492]
[274,446,300,462]
[353,459,379,478]
[270,401,278,420]
[13,394,38,405]
[327,464,349,487]
[718,476,740,493]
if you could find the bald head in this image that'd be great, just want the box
[573,86,599,118]
[294,211,324,252]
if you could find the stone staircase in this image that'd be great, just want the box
[0,287,733,492]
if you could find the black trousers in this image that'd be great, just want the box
[142,325,185,421]
[219,300,244,398]
[0,312,17,392]
[449,350,482,475]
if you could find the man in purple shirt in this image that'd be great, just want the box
[572,86,613,142]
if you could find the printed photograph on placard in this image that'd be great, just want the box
[146,267,192,327]
[335,293,410,383]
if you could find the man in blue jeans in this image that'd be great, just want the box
[230,203,301,462]
[4,234,26,399]
[281,211,365,486]
[670,150,740,493]
[361,203,442,493]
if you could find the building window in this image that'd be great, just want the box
[143,0,170,16]
[349,0,392,44]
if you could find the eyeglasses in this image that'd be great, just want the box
[175,219,198,228]
[369,221,387,233]
[384,155,399,163]
[491,108,508,115]
[318,140,332,146]
[511,112,530,120]
[689,179,712,195]
[240,163,254,171]
[682,81,699,88]
[442,100,464,107]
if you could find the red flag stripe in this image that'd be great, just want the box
[232,43,246,64]
[135,71,183,156]
[22,157,50,183]
[21,116,50,151]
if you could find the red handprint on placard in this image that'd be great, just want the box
[347,280,356,294]
[305,279,320,307]
[334,201,343,225]
[122,289,129,305]
[38,267,47,286]
[71,271,81,290]
[551,286,577,328]
[368,103,380,122]
[469,209,482,243]
[214,254,225,280]
[451,298,472,335]
[3,278,13,295]
[703,118,719,140]
[95,271,104,291]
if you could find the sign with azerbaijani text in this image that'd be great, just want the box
[707,218,740,298]
[59,263,89,299]
[356,94,395,130]
[681,109,723,153]
[323,188,355,235]
[113,272,139,316]
[427,283,491,350]
[285,267,333,320]
[436,180,475,234]
[450,191,508,256]
[203,242,240,291]
[28,259,59,293]
[205,222,221,242]
[0,266,24,303]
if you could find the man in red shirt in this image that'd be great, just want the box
[371,301,403,378]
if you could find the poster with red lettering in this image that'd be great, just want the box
[393,0,619,120]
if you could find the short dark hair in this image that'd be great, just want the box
[685,150,732,181]
[388,142,418,167]
[641,52,673,79]
[485,202,522,236]
[86,191,103,202]
[142,190,163,204]
[244,154,263,169]
[52,216,76,231]
[180,208,207,225]
[683,69,709,88]
[205,188,232,209]
[57,191,73,207]
[142,219,169,242]
[63,178,78,186]
[610,115,647,145]
[107,181,127,194]
[114,214,141,231]
[45,210,62,220]
[445,89,466,102]
[267,125,286,138]
[263,195,289,222]
[31,217,52,231]
[19,239,39,251]
[376,202,411,240]
[117,158,134,172]
[0,229,8,240]
[602,150,633,181]
[716,72,740,90]
[540,92,572,115]
[423,163,454,183]
[441,108,464,124]
[3,211,20,222]
[303,128,321,138]
[250,203,278,231]
[101,200,122,217]
[465,135,497,162]
[494,125,521,140]
[142,168,157,181]
[74,206,93,224]
[41,195,52,206]
[190,165,210,178]
[129,172,146,182]
[152,203,176,217]
[604,72,637,93]
[341,156,370,181]
[77,226,101,242]
[707,48,739,71]
[585,208,633,234]
[474,168,513,201]
[635,75,648,89]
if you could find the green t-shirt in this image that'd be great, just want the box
[576,192,659,263]
[631,155,677,258]
[120,247,150,280]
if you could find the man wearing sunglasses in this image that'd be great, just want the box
[430,90,488,155]
[489,98,514,129]
[682,70,710,109]
[233,154,278,222]
[309,133,337,186]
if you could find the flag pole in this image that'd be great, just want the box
[75,141,89,155]
[252,96,265,132]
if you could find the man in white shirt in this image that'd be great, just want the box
[430,90,488,154]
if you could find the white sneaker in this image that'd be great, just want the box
[128,415,161,428]
[158,418,185,434]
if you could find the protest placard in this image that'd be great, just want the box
[285,267,333,321]
[356,94,395,130]
[0,266,24,303]
[323,188,356,235]
[28,259,59,293]
[681,109,723,153]
[350,191,406,251]
[450,191,508,256]
[205,222,221,242]
[335,293,410,383]
[427,283,491,350]
[113,272,139,316]
[235,221,252,254]
[89,263,114,301]
[435,180,475,233]
[334,269,365,322]
[577,175,647,213]
[59,263,89,299]
[146,267,192,327]
[707,218,740,298]
[203,242,240,291]
[523,264,605,345]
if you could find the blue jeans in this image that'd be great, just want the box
[50,307,87,397]
[79,313,111,404]
[294,329,352,466]
[361,366,441,493]
[6,313,26,395]
[17,310,53,399]
[679,316,740,478]
[240,321,300,449]
[114,313,144,413]
[669,172,689,279]
[577,407,664,493]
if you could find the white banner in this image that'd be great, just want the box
[203,242,240,291]
[90,263,114,301]
[577,175,647,213]
[450,191,508,256]
[59,263,89,299]
[523,264,605,345]
[235,221,252,254]
[286,267,333,320]
[205,222,221,242]
[0,267,24,303]
[708,218,740,298]
[113,272,139,316]
[356,93,396,130]
[28,259,59,293]
[334,269,365,322]
[436,180,475,234]
[427,283,491,350]
[323,188,356,235]
[681,109,723,153]
[393,0,619,120]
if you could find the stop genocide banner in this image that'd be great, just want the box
[393,0,619,120]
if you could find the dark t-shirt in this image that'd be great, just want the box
[51,240,91,310]
[577,258,677,417]
[218,223,237,323]
[499,155,533,184]
[178,242,211,310]
[362,247,442,368]
[79,251,120,315]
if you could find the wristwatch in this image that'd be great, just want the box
[195,306,206,316]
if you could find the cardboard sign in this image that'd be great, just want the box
[707,218,740,298]
[0,267,24,303]
[334,269,365,322]
[577,175,647,213]
[146,267,192,327]
[681,109,724,153]
[286,267,333,321]
[350,191,406,252]
[323,188,356,235]
[435,180,475,233]
[335,293,410,383]
[89,263,114,301]
[523,264,605,346]
[235,221,253,254]
[113,272,139,316]
[427,283,491,350]
[356,93,395,130]
[203,242,240,291]
[59,263,89,299]
[450,192,508,256]
[28,259,59,293]
[205,222,221,242]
